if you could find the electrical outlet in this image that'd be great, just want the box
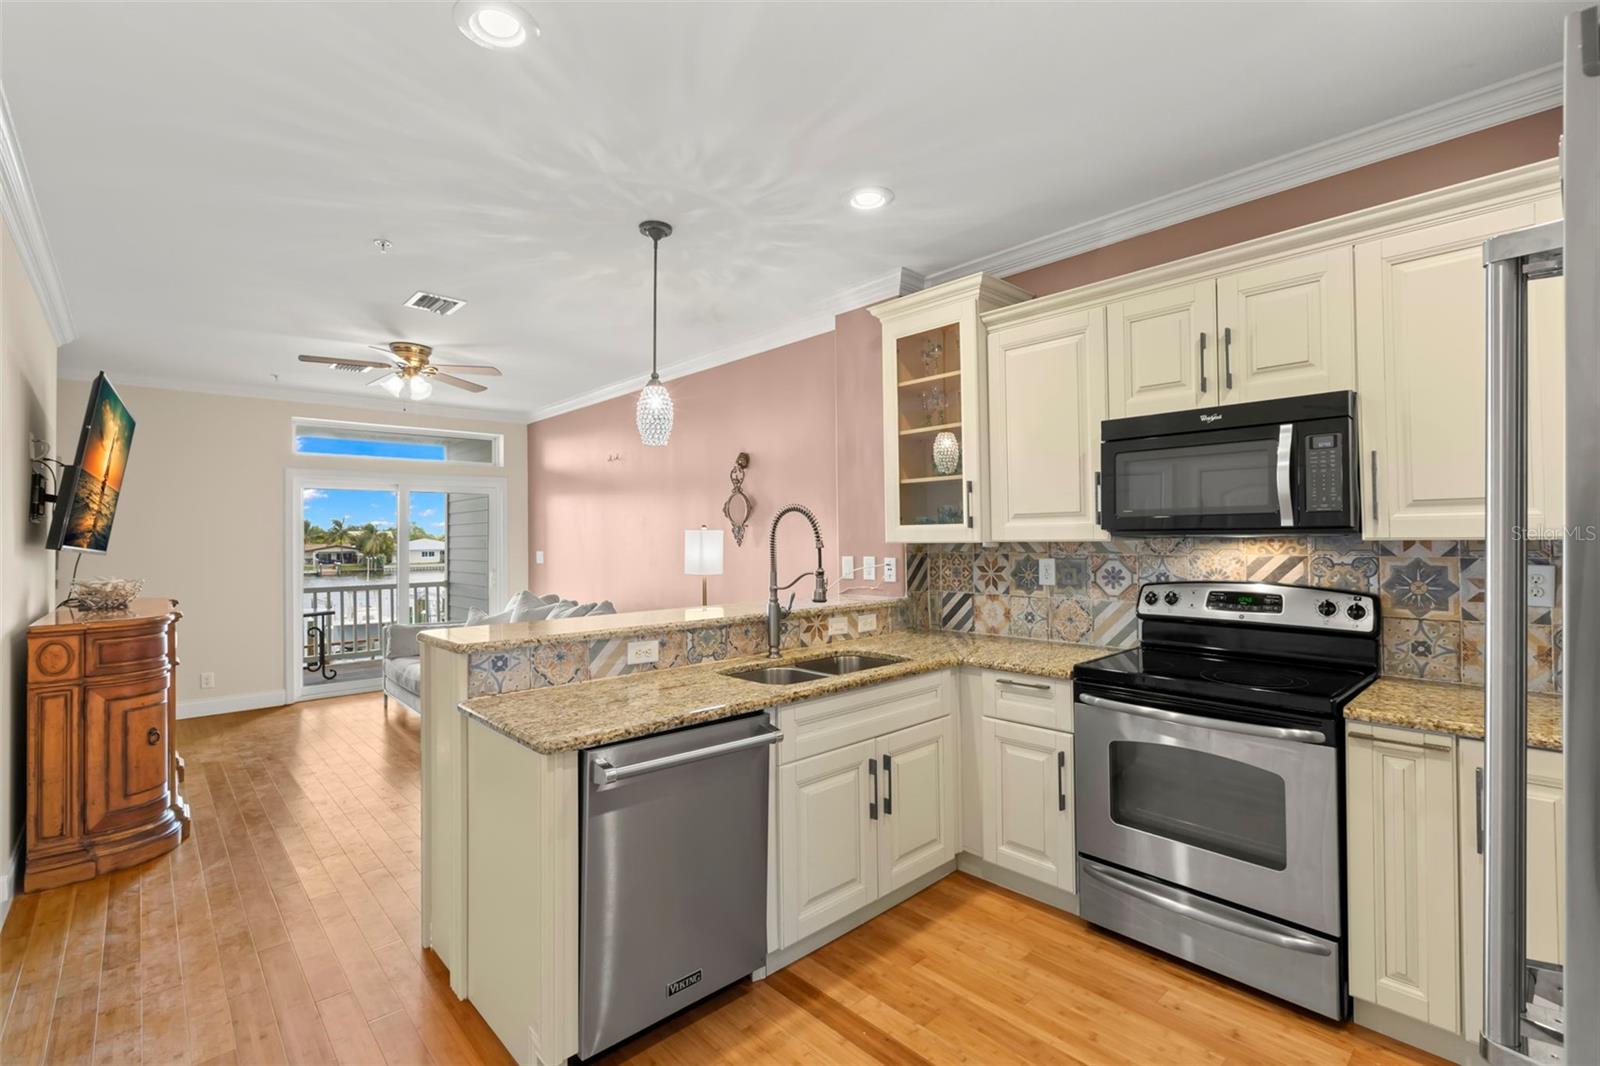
[827,615,849,637]
[1039,558,1057,587]
[840,555,855,580]
[1528,563,1557,608]
[883,556,897,583]
[855,612,878,633]
[199,672,216,690]
[863,556,877,581]
[626,640,659,665]
[535,550,545,565]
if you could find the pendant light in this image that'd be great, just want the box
[635,220,674,446]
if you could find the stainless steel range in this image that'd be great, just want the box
[1072,580,1380,1020]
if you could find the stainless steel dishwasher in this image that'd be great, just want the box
[579,711,779,1059]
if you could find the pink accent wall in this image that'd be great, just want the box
[528,111,1561,612]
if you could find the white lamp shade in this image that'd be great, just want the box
[684,527,724,577]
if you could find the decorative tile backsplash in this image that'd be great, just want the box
[906,537,1563,693]
[465,603,904,698]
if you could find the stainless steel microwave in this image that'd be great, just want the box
[1099,391,1361,535]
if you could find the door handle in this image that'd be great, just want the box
[1475,766,1485,856]
[1198,331,1208,394]
[965,480,974,530]
[146,727,162,746]
[1276,423,1295,527]
[1094,471,1102,525]
[1056,750,1066,812]
[998,678,1051,692]
[1223,327,1234,389]
[1077,693,1326,744]
[882,753,893,815]
[586,722,782,785]
[868,757,879,820]
[1369,450,1379,522]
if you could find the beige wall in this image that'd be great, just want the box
[2,217,58,898]
[56,381,529,712]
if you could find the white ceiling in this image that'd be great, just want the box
[2,1,1571,422]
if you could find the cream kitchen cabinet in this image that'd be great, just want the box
[872,272,1031,542]
[985,304,1108,542]
[1106,277,1218,418]
[978,717,1075,894]
[1346,723,1460,1032]
[775,672,958,948]
[1355,196,1564,538]
[1456,740,1566,1043]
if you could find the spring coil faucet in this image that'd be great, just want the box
[767,504,827,657]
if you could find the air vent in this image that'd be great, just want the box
[404,291,467,316]
[329,362,376,373]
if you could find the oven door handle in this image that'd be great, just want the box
[1076,693,1326,745]
[1080,861,1333,956]
[1276,422,1295,527]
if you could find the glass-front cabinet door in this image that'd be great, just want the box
[872,273,1031,542]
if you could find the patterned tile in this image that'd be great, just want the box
[1311,533,1367,553]
[1379,557,1460,619]
[1139,555,1193,583]
[729,622,766,657]
[1139,536,1193,555]
[1246,554,1308,586]
[1049,593,1093,643]
[796,614,831,647]
[906,551,929,593]
[1008,593,1049,640]
[1528,624,1555,694]
[1243,536,1310,557]
[1008,554,1042,594]
[1052,557,1092,592]
[1090,596,1139,648]
[1308,547,1380,593]
[1189,547,1246,581]
[974,551,1010,594]
[939,592,975,633]
[1554,623,1564,692]
[1378,540,1460,559]
[530,641,588,687]
[467,647,532,695]
[588,637,655,678]
[1382,618,1460,682]
[660,630,694,664]
[974,594,1012,636]
[1459,555,1487,622]
[1460,622,1484,686]
[931,553,969,592]
[684,626,732,663]
[1092,557,1136,597]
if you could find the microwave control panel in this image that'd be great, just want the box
[1304,432,1345,512]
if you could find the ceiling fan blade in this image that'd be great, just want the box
[433,372,487,393]
[431,363,501,376]
[299,354,392,369]
[365,372,398,388]
[367,344,397,354]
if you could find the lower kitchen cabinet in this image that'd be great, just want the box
[1456,740,1566,1043]
[777,739,880,944]
[877,716,958,893]
[1346,723,1459,1032]
[978,717,1075,893]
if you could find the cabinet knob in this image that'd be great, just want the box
[147,727,162,746]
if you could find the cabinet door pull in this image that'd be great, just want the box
[1223,326,1234,389]
[868,757,879,821]
[1056,750,1067,812]
[146,727,162,746]
[883,754,893,815]
[965,480,974,530]
[1094,471,1103,525]
[1198,332,1209,394]
[998,678,1051,692]
[1370,450,1379,522]
[1475,766,1485,855]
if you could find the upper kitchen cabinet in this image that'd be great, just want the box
[1355,195,1563,538]
[872,273,1032,542]
[984,302,1108,542]
[1214,248,1356,404]
[1106,277,1217,418]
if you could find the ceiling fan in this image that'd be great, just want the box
[298,341,501,400]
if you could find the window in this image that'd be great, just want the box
[292,418,501,466]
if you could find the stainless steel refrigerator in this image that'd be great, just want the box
[1480,10,1599,1064]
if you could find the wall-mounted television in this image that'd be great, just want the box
[47,373,135,553]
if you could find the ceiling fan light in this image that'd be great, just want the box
[636,378,673,447]
[380,374,405,397]
[399,376,434,401]
[454,0,537,49]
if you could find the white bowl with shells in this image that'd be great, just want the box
[71,577,145,611]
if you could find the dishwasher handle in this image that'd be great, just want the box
[590,723,783,786]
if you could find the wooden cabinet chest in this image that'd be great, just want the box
[24,597,190,891]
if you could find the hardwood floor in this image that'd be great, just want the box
[3,691,1447,1065]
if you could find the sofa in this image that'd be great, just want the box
[381,592,616,714]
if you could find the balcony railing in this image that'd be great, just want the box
[302,579,449,668]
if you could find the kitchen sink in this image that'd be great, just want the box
[790,653,906,675]
[723,665,832,685]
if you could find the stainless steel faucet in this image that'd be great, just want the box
[767,504,827,658]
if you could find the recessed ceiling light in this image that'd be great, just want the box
[848,187,894,211]
[454,0,539,50]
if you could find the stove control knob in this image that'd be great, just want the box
[1143,591,1158,606]
[1346,603,1368,621]
[1316,599,1338,617]
[1164,591,1180,606]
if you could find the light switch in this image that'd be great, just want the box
[535,550,545,565]
[1039,558,1057,587]
[883,556,897,583]
[841,555,855,580]
[627,640,660,665]
[863,556,877,581]
[827,615,849,637]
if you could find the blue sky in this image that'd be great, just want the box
[295,436,447,461]
[301,488,446,537]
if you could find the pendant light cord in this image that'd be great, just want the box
[652,235,660,380]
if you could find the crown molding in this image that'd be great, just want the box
[56,364,534,425]
[925,64,1562,286]
[528,266,924,422]
[0,80,75,345]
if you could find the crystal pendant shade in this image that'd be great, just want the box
[636,377,674,447]
[932,430,961,475]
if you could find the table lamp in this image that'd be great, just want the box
[684,526,724,607]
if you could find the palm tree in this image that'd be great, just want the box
[326,519,350,546]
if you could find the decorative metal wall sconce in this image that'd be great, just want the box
[722,452,754,546]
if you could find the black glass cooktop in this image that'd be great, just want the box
[1072,646,1377,716]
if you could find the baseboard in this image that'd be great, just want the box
[177,688,288,719]
[1353,1000,1476,1064]
[956,852,1081,915]
[760,859,958,974]
[0,837,21,929]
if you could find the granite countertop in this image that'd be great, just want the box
[1344,678,1563,751]
[418,594,904,652]
[459,630,1108,754]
